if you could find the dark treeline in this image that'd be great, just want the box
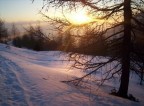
[12,26,60,51]
[0,18,144,58]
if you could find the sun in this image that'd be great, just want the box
[68,10,93,25]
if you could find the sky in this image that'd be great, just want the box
[0,0,92,24]
[0,0,44,22]
[0,0,95,33]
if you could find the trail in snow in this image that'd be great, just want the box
[0,55,28,106]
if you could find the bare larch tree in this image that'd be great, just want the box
[33,0,144,99]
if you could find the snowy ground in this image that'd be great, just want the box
[0,43,143,106]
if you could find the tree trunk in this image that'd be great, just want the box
[118,0,132,97]
[140,63,144,85]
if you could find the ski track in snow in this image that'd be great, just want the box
[0,54,52,106]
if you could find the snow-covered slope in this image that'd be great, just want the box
[0,44,143,106]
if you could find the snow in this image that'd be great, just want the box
[0,43,143,106]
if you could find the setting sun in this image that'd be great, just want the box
[68,10,93,25]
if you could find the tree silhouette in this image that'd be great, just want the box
[0,18,8,43]
[11,23,19,39]
[34,0,144,99]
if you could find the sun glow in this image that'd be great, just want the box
[69,10,93,25]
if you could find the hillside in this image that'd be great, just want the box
[0,44,143,106]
